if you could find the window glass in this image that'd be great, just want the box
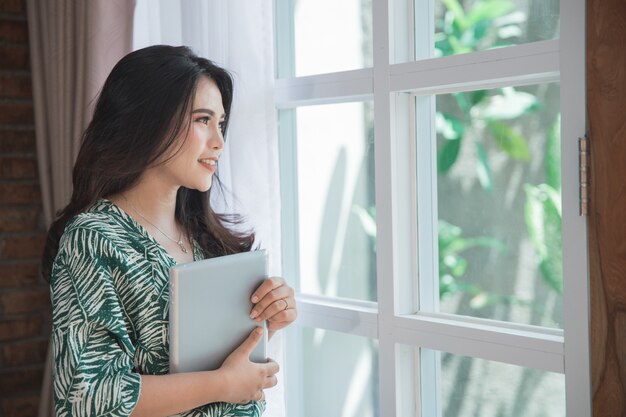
[427,82,562,327]
[287,102,376,301]
[433,0,559,57]
[424,348,565,417]
[292,327,379,417]
[276,0,373,77]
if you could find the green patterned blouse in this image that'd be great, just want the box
[51,199,264,417]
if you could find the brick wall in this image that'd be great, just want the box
[0,0,50,416]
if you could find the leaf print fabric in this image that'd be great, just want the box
[51,200,265,417]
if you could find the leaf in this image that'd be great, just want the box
[453,92,472,114]
[451,257,467,277]
[442,0,468,30]
[438,220,462,248]
[524,184,563,293]
[439,274,458,299]
[546,114,561,190]
[475,142,493,192]
[494,11,527,27]
[488,121,531,161]
[467,0,515,25]
[470,89,488,106]
[469,291,490,309]
[438,138,462,173]
[470,18,491,44]
[498,25,523,39]
[436,112,464,140]
[438,219,506,300]
[473,87,540,120]
[446,236,507,254]
[448,35,473,54]
[352,205,377,238]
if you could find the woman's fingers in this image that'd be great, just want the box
[265,358,280,376]
[250,296,296,322]
[220,345,279,404]
[266,375,278,389]
[266,308,298,331]
[250,278,295,321]
[250,277,285,304]
[234,327,264,357]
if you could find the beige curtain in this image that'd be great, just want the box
[26,1,135,415]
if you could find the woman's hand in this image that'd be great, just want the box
[249,277,297,333]
[218,327,279,404]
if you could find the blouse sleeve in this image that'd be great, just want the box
[51,226,141,417]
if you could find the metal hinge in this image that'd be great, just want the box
[579,135,590,216]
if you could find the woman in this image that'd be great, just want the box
[41,45,297,417]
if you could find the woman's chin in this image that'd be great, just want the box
[182,175,213,193]
[196,180,213,193]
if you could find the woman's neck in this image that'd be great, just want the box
[108,170,182,236]
[110,170,180,231]
[108,172,195,263]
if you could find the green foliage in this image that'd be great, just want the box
[438,138,462,173]
[487,121,531,161]
[436,113,465,173]
[546,115,561,190]
[523,118,563,296]
[475,142,493,192]
[472,87,541,121]
[436,0,518,56]
[353,0,564,321]
[524,184,563,294]
[436,86,540,186]
[435,1,537,190]
[352,207,511,309]
[438,220,506,300]
[352,205,377,241]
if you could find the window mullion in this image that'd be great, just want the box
[294,296,378,338]
[373,0,398,416]
[413,1,439,414]
[277,108,304,417]
[414,93,441,417]
[389,40,560,95]
[274,69,374,107]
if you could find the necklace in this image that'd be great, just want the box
[120,194,188,254]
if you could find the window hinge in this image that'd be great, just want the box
[579,135,590,216]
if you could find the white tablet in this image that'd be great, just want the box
[169,250,268,373]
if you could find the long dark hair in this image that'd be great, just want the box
[41,45,254,282]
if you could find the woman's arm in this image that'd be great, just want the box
[131,327,278,417]
[132,371,224,417]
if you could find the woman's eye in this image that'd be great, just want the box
[218,121,226,131]
[196,117,209,125]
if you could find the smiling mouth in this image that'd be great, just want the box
[198,158,217,168]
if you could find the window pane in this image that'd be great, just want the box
[433,0,559,58]
[290,102,376,301]
[395,0,560,63]
[427,83,562,327]
[426,348,565,417]
[292,327,379,417]
[276,0,373,77]
[439,356,565,417]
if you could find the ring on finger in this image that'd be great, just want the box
[257,391,265,401]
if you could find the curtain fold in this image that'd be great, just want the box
[26,1,135,415]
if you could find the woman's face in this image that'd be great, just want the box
[158,76,226,192]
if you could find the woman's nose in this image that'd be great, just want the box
[209,125,225,149]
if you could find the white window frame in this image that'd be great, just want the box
[274,0,590,416]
